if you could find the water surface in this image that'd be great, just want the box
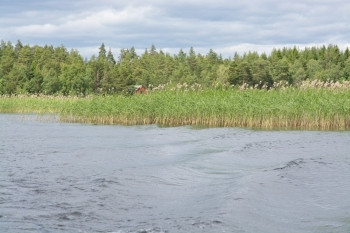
[1,114,350,233]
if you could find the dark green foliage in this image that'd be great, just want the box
[0,40,349,95]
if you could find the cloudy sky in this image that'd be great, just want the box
[1,0,349,58]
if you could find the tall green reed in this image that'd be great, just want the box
[1,88,349,130]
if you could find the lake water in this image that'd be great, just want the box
[1,114,350,233]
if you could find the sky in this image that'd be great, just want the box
[1,0,350,59]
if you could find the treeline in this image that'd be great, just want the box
[1,40,350,95]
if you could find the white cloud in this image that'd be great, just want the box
[16,23,57,35]
[1,0,349,58]
[14,6,155,36]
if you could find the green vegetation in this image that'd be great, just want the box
[1,84,349,130]
[1,40,350,95]
[1,41,349,130]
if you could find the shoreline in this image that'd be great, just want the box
[1,88,349,130]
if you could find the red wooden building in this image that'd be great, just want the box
[135,85,147,94]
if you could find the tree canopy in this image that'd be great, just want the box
[0,40,349,95]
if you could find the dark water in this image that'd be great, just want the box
[1,114,350,233]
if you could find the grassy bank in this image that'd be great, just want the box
[1,88,350,130]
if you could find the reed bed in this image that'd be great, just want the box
[1,86,349,130]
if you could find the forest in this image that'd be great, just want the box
[1,40,350,95]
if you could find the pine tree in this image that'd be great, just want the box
[107,49,116,64]
[98,43,106,59]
